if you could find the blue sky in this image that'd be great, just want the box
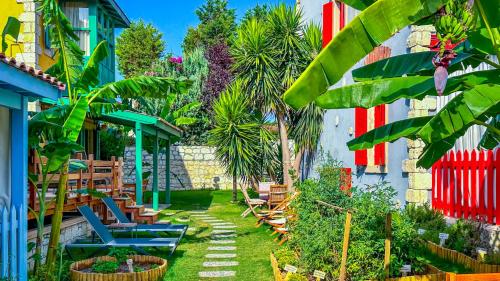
[115,0,295,56]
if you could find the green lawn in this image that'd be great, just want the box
[148,190,279,281]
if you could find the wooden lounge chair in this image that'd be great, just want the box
[244,190,300,227]
[240,185,267,217]
[66,206,180,259]
[101,197,188,239]
[271,227,289,245]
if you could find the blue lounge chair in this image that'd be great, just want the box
[66,206,180,258]
[102,197,187,239]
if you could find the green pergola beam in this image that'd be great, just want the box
[135,122,143,205]
[165,138,171,205]
[152,131,159,211]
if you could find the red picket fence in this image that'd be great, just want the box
[432,149,500,225]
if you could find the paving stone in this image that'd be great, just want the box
[192,215,212,217]
[210,222,235,226]
[213,225,237,229]
[212,234,237,238]
[203,219,224,222]
[205,253,237,258]
[203,261,239,267]
[207,246,237,251]
[189,211,207,214]
[209,240,236,244]
[198,271,236,278]
[212,230,236,234]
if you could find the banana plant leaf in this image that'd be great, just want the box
[417,84,500,144]
[315,69,500,108]
[416,134,461,168]
[63,97,89,142]
[42,141,84,173]
[76,41,109,92]
[1,17,20,52]
[69,159,88,173]
[478,115,500,149]
[340,0,377,11]
[347,116,432,150]
[351,44,485,81]
[283,0,446,109]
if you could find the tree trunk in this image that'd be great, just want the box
[45,160,69,273]
[232,175,237,202]
[277,112,292,190]
[293,146,305,181]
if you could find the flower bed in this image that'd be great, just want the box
[70,255,167,281]
[270,252,447,281]
[425,241,500,273]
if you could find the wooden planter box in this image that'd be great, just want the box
[270,253,285,281]
[425,241,500,273]
[70,255,167,281]
[270,253,446,281]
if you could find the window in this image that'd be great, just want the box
[62,1,90,56]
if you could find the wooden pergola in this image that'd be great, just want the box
[99,110,181,210]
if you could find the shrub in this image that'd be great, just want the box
[284,273,308,281]
[99,126,127,160]
[289,160,420,280]
[274,246,298,269]
[91,260,119,274]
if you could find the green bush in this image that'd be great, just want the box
[91,260,119,274]
[99,126,128,160]
[274,246,298,269]
[289,159,421,280]
[284,273,308,281]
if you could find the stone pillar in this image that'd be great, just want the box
[403,25,436,205]
[17,0,41,68]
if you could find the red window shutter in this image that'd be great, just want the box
[374,104,386,165]
[354,108,368,166]
[322,2,333,47]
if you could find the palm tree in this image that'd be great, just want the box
[209,81,276,201]
[34,0,189,274]
[232,4,309,188]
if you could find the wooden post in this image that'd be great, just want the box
[135,122,143,205]
[76,153,83,203]
[165,138,171,205]
[118,157,124,194]
[384,212,392,279]
[339,211,352,281]
[152,132,159,211]
[110,156,116,196]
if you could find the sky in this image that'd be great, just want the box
[115,0,296,56]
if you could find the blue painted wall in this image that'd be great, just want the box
[301,2,411,205]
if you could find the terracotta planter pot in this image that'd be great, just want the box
[70,255,167,281]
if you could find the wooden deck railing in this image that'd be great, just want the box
[28,153,124,219]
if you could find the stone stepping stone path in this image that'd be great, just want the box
[196,213,239,279]
[199,271,236,278]
[205,253,237,258]
[209,240,235,244]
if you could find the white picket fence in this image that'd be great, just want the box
[0,204,27,281]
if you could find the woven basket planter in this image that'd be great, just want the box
[70,255,167,281]
[425,241,500,273]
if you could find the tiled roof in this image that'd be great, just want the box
[0,53,66,91]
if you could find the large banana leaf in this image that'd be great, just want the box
[417,84,500,144]
[283,0,446,109]
[351,44,485,81]
[76,41,109,91]
[347,116,432,150]
[478,115,500,149]
[91,76,191,101]
[42,141,84,173]
[63,97,89,142]
[417,134,461,168]
[315,69,500,108]
[341,0,377,11]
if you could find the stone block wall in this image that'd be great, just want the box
[27,217,90,268]
[123,145,234,190]
[404,25,437,204]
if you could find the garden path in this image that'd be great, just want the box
[191,211,239,278]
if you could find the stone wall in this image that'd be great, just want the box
[403,25,437,204]
[123,145,234,190]
[27,217,91,268]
